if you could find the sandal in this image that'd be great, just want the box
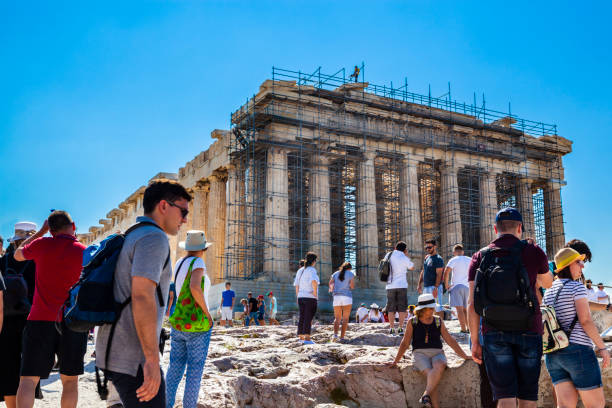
[419,394,432,408]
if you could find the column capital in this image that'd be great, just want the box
[363,151,377,161]
[439,162,458,174]
[193,180,210,193]
[312,154,330,167]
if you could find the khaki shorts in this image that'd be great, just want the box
[413,348,447,371]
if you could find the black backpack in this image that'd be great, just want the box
[474,240,536,331]
[2,255,32,316]
[378,252,393,282]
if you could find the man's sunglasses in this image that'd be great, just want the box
[425,246,434,250]
[167,200,189,218]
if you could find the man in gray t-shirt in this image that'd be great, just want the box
[96,181,191,407]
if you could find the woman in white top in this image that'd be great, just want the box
[543,248,610,408]
[166,230,213,408]
[368,304,384,323]
[293,252,319,345]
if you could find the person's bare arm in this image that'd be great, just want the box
[435,267,444,287]
[14,220,49,261]
[576,297,610,368]
[391,320,414,366]
[165,291,174,317]
[349,278,355,290]
[312,280,318,298]
[443,266,452,290]
[441,321,470,359]
[132,276,161,402]
[417,270,424,293]
[189,268,211,321]
[467,281,482,364]
[537,271,553,289]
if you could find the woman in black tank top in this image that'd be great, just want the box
[390,294,471,408]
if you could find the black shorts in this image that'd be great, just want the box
[20,320,87,379]
[386,288,408,313]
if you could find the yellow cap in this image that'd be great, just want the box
[554,247,586,273]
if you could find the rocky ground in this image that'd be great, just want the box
[37,314,612,408]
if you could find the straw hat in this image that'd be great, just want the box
[9,222,37,242]
[554,248,585,273]
[414,294,438,311]
[178,230,213,251]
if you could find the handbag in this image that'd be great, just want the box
[541,280,578,354]
[169,257,211,332]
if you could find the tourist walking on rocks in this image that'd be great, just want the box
[219,282,235,327]
[368,304,384,323]
[468,208,553,408]
[294,252,319,344]
[356,303,369,323]
[166,230,213,408]
[329,262,355,341]
[246,292,259,326]
[386,241,415,335]
[267,292,279,325]
[256,295,266,325]
[391,294,470,408]
[240,298,249,325]
[443,244,471,333]
[0,222,40,408]
[13,212,88,408]
[418,239,445,319]
[542,248,609,408]
[96,181,191,407]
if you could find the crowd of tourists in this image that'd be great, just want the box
[1,176,610,408]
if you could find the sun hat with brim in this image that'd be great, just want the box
[554,247,586,273]
[179,230,213,251]
[370,303,379,309]
[414,294,438,311]
[9,221,38,242]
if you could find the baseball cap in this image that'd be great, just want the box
[495,207,523,223]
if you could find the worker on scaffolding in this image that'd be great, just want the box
[349,65,360,82]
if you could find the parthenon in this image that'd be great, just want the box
[81,67,572,304]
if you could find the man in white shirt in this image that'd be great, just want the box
[355,303,369,323]
[385,241,415,335]
[585,279,598,302]
[444,244,471,333]
[595,283,609,304]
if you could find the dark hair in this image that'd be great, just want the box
[338,262,352,282]
[495,220,521,233]
[48,210,73,233]
[395,241,407,252]
[425,239,436,246]
[556,266,572,280]
[299,259,305,267]
[225,282,231,287]
[565,239,592,263]
[304,252,317,267]
[143,181,191,214]
[453,244,463,252]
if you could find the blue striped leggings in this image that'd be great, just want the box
[165,328,212,408]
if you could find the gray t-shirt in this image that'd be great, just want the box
[95,216,171,376]
[331,270,355,298]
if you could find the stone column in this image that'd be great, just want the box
[225,164,246,278]
[206,172,227,284]
[356,152,379,288]
[192,183,209,232]
[400,156,423,273]
[479,171,498,246]
[309,155,332,283]
[264,148,290,281]
[440,163,462,259]
[518,178,535,239]
[544,181,565,258]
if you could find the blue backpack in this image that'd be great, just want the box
[63,221,169,332]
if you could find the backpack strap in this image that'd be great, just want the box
[434,315,441,328]
[548,279,579,337]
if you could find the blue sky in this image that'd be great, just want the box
[1,1,611,289]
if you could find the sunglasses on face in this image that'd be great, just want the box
[425,246,434,250]
[166,200,189,218]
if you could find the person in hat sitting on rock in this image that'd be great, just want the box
[368,304,384,323]
[166,230,213,408]
[390,293,471,408]
[355,303,369,323]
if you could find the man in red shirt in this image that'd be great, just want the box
[13,210,87,408]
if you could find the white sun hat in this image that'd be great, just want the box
[370,303,380,309]
[414,294,438,311]
[179,230,213,251]
[9,221,38,242]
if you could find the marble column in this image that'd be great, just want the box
[400,156,423,275]
[440,163,462,259]
[264,148,290,281]
[225,164,246,278]
[479,171,498,246]
[518,179,535,239]
[192,183,209,232]
[206,172,227,284]
[356,152,379,288]
[309,155,332,283]
[544,181,565,258]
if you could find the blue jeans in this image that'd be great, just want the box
[483,331,542,401]
[246,311,259,326]
[165,328,212,408]
[545,343,602,390]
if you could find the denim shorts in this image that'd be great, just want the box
[545,343,602,390]
[482,331,542,401]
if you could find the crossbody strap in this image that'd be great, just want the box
[550,280,579,337]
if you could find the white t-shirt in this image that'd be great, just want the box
[386,250,415,290]
[369,310,383,322]
[446,255,471,288]
[173,256,211,309]
[595,289,609,304]
[293,266,320,299]
[586,287,597,302]
[356,306,369,323]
